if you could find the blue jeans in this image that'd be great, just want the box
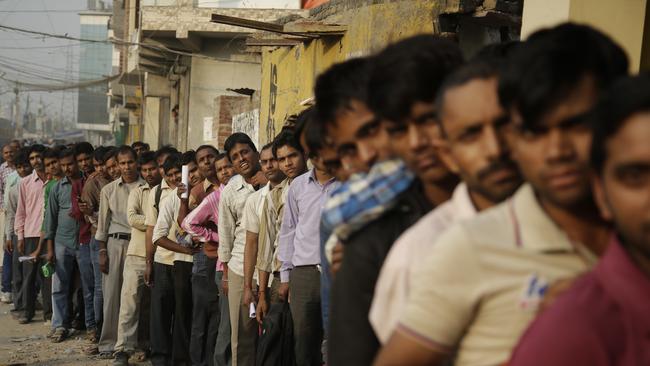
[52,244,96,330]
[2,249,12,293]
[90,238,103,331]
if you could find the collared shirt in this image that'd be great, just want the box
[14,170,48,240]
[370,183,476,343]
[218,174,258,277]
[126,182,152,258]
[189,178,219,210]
[95,176,144,242]
[322,158,414,242]
[81,174,110,234]
[399,184,599,366]
[182,184,225,270]
[146,179,176,265]
[257,178,290,273]
[0,161,15,209]
[509,236,650,366]
[242,184,270,234]
[41,178,59,232]
[44,177,81,250]
[4,172,20,239]
[152,188,193,263]
[278,169,338,282]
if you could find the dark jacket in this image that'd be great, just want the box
[256,302,295,366]
[328,181,433,366]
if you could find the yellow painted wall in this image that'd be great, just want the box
[258,0,444,144]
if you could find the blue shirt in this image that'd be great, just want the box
[44,177,80,250]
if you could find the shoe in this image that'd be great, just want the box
[18,316,31,324]
[83,345,99,355]
[112,351,129,365]
[0,292,12,303]
[51,328,68,343]
[85,328,97,342]
[96,351,114,359]
[47,328,56,339]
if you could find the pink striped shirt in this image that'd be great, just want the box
[182,185,224,271]
[14,170,48,240]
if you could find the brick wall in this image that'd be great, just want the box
[213,93,259,149]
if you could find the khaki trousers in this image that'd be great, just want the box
[114,255,150,353]
[98,237,128,353]
[227,270,257,366]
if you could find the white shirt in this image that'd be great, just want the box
[370,183,476,344]
[152,188,193,263]
[242,184,271,234]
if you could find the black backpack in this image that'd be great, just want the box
[256,302,295,366]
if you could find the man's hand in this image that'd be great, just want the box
[250,171,267,187]
[45,250,55,265]
[176,183,189,200]
[182,246,201,256]
[278,282,289,302]
[5,239,12,253]
[243,287,256,307]
[99,250,109,274]
[78,200,93,216]
[17,239,24,255]
[144,260,154,287]
[330,242,344,277]
[256,292,269,325]
[222,277,229,297]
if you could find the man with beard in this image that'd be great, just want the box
[370,59,522,344]
[375,23,628,366]
[218,133,267,366]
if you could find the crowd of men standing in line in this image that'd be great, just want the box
[0,20,649,366]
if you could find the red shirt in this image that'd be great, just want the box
[510,237,650,366]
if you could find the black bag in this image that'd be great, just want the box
[256,302,295,366]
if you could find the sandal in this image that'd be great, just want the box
[83,345,99,355]
[51,328,68,343]
[133,350,148,362]
[95,351,114,360]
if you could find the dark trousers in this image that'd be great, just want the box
[289,266,323,366]
[150,262,174,366]
[11,236,23,311]
[190,259,219,366]
[22,237,52,321]
[2,249,11,293]
[213,270,231,366]
[172,260,193,365]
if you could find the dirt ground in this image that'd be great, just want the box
[0,299,114,366]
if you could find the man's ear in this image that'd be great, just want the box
[592,172,613,221]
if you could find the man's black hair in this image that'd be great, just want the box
[590,74,650,174]
[29,144,46,155]
[14,147,30,167]
[272,130,303,158]
[138,151,157,166]
[131,141,150,150]
[58,148,76,161]
[260,142,274,154]
[499,23,629,131]
[181,150,196,165]
[74,141,94,157]
[304,117,328,158]
[224,133,257,157]
[93,146,108,163]
[162,154,182,174]
[196,144,219,156]
[471,41,521,63]
[216,152,229,163]
[155,145,179,162]
[42,148,60,161]
[314,57,373,126]
[368,35,464,123]
[116,145,137,161]
[103,147,118,163]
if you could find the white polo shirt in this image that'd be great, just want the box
[398,184,599,366]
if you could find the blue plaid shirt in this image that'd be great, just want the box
[321,158,415,241]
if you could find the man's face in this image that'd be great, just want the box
[76,153,94,175]
[229,143,259,178]
[260,148,283,183]
[133,145,148,156]
[165,167,182,187]
[319,144,350,182]
[59,155,79,179]
[383,101,455,185]
[105,157,121,180]
[141,161,161,187]
[16,163,32,178]
[276,145,306,179]
[216,157,235,185]
[507,76,597,208]
[2,145,15,164]
[328,99,392,173]
[117,152,138,180]
[594,112,650,258]
[157,153,170,177]
[9,141,20,151]
[196,148,218,179]
[44,157,61,178]
[93,158,107,178]
[438,77,521,204]
[187,161,202,187]
[29,151,44,172]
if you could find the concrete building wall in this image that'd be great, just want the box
[196,0,300,8]
[186,40,261,150]
[258,0,444,144]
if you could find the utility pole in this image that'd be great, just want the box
[13,86,21,139]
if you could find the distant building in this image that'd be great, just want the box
[77,3,114,145]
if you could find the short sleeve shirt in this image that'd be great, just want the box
[399,184,599,366]
[146,179,176,266]
[242,184,270,234]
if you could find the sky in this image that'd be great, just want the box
[0,0,113,124]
